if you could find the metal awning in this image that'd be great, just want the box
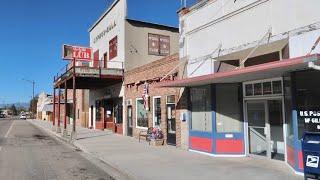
[157,54,320,87]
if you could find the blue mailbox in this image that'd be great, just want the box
[302,132,320,180]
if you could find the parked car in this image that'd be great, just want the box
[20,114,27,120]
[0,114,5,118]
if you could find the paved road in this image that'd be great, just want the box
[0,118,112,180]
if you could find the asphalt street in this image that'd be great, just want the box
[0,118,112,180]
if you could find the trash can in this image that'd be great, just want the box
[302,132,320,180]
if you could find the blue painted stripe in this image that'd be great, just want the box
[189,130,212,138]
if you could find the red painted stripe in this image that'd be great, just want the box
[287,145,295,167]
[298,151,304,170]
[190,137,212,153]
[216,139,244,154]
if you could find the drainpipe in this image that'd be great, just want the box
[308,62,320,71]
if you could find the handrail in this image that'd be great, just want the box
[249,126,266,142]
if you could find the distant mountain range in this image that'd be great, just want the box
[0,102,29,109]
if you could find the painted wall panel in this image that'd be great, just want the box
[190,136,213,153]
[216,139,244,154]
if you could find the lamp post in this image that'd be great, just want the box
[22,78,35,118]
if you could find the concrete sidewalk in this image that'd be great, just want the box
[29,119,303,180]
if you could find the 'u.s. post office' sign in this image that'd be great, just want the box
[299,110,320,132]
[62,44,92,61]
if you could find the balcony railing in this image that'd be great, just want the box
[54,60,124,83]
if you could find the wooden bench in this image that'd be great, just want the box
[139,127,153,144]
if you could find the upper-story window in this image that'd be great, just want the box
[109,36,117,60]
[148,33,170,56]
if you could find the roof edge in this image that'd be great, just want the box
[88,0,120,32]
[126,18,179,31]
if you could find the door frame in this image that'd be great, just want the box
[244,96,287,162]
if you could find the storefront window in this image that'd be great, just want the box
[216,84,242,133]
[263,82,272,95]
[190,85,212,132]
[254,83,262,95]
[95,100,101,121]
[296,71,320,139]
[115,98,123,124]
[136,99,148,128]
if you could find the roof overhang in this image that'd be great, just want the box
[54,67,123,89]
[157,54,320,87]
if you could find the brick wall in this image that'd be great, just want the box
[124,54,187,148]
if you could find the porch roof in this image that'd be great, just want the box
[156,54,320,87]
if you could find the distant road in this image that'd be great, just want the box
[0,118,112,180]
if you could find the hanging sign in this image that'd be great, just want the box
[299,110,320,132]
[62,44,92,61]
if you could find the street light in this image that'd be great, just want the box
[22,78,35,118]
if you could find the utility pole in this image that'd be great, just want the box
[22,78,35,118]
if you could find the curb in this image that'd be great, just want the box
[28,120,133,180]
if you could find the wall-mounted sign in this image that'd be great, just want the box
[299,110,320,132]
[93,21,117,44]
[62,45,92,61]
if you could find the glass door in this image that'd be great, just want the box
[247,100,284,160]
[247,101,269,157]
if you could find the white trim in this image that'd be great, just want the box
[189,149,246,157]
[135,98,148,130]
[152,96,161,127]
[243,77,284,98]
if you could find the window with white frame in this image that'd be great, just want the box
[244,78,283,97]
[136,98,148,129]
[153,96,161,127]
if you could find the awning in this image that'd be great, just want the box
[157,54,320,87]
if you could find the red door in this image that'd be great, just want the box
[93,50,99,68]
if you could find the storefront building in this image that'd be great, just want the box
[125,54,184,146]
[88,0,179,135]
[158,0,320,174]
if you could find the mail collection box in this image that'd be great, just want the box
[302,132,320,180]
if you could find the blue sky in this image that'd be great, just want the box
[0,0,198,104]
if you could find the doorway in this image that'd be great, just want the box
[246,99,285,160]
[166,103,176,145]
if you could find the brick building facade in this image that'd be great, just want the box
[124,54,187,147]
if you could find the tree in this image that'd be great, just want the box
[29,96,38,114]
[10,105,18,115]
